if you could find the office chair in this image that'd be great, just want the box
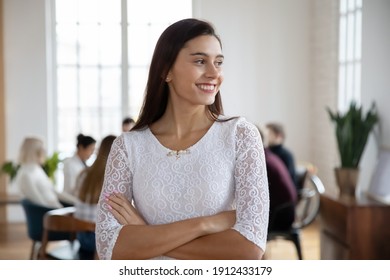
[267,167,325,259]
[20,199,72,259]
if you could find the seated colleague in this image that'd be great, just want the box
[122,117,135,132]
[73,135,116,259]
[258,127,298,231]
[266,122,298,188]
[14,137,63,208]
[62,133,96,204]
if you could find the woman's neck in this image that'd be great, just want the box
[149,102,215,151]
[151,102,212,140]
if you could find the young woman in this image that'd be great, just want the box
[73,135,116,259]
[96,18,269,260]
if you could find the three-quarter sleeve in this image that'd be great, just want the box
[95,135,133,260]
[232,120,269,251]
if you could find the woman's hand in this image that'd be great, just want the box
[105,192,146,226]
[202,210,236,235]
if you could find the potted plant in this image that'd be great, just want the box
[1,152,61,183]
[327,101,379,197]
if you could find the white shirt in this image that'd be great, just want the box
[14,163,63,208]
[63,154,86,195]
[96,117,269,260]
[73,171,98,223]
[74,201,97,223]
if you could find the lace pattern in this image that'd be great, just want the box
[96,117,269,259]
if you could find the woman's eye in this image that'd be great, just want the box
[195,59,204,64]
[215,60,224,67]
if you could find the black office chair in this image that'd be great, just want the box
[20,199,72,259]
[267,202,303,259]
[267,167,325,260]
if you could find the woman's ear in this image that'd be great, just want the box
[165,71,172,82]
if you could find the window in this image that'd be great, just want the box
[53,0,192,157]
[338,0,363,112]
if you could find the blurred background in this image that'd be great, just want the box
[1,0,389,224]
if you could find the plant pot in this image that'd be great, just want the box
[334,167,359,198]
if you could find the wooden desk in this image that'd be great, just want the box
[320,193,390,259]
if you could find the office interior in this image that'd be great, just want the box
[0,0,389,259]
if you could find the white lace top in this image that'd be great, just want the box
[96,117,269,260]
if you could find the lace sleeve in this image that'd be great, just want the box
[232,120,269,251]
[96,135,133,260]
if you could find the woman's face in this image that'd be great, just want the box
[166,35,224,108]
[37,147,46,165]
[79,143,96,161]
[266,128,282,146]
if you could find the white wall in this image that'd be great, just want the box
[310,0,339,196]
[358,0,390,194]
[4,0,50,161]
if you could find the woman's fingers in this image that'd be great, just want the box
[109,205,128,225]
[104,192,146,226]
[109,193,133,216]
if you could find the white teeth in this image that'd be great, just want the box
[198,84,215,91]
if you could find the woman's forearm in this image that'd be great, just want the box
[165,229,263,260]
[111,211,234,259]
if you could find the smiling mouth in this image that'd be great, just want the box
[197,84,216,91]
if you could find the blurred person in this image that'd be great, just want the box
[62,134,96,202]
[258,126,297,231]
[122,117,135,132]
[13,137,63,208]
[73,135,117,260]
[266,122,297,187]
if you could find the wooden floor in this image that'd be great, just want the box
[266,219,320,260]
[0,216,320,260]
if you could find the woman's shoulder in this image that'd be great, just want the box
[217,115,258,132]
[63,154,79,165]
[114,128,151,149]
[16,164,51,185]
[18,163,44,174]
[119,128,149,141]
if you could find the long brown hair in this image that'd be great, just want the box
[77,135,116,204]
[132,18,226,131]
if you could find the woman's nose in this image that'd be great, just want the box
[205,63,220,78]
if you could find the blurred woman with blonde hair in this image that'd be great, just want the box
[14,137,63,208]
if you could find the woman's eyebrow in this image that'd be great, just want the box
[190,52,224,59]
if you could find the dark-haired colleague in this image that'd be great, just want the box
[73,135,116,260]
[258,126,297,232]
[97,18,269,260]
[62,134,96,204]
[266,123,297,187]
[122,117,135,132]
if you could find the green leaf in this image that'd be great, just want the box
[42,152,61,182]
[327,101,379,168]
[1,161,20,181]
